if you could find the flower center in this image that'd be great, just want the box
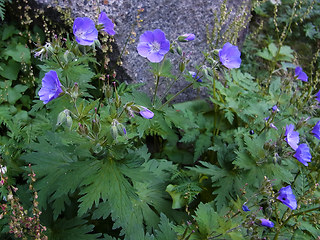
[150,41,160,52]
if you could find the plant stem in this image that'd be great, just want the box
[159,82,194,110]
[153,74,160,105]
[274,205,320,240]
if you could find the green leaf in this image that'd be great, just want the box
[256,48,273,61]
[7,84,28,104]
[153,213,177,240]
[278,45,294,61]
[2,25,19,40]
[4,44,31,64]
[268,43,278,58]
[0,60,20,80]
[46,217,101,240]
[150,59,174,78]
[194,202,219,236]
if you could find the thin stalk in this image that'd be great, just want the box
[153,74,160,105]
[159,82,194,110]
[274,206,320,240]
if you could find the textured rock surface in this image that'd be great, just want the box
[34,0,251,102]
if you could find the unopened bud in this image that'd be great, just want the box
[66,115,73,129]
[71,82,79,99]
[179,61,186,73]
[177,34,195,42]
[176,45,182,55]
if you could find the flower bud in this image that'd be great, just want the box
[111,119,119,140]
[176,45,182,55]
[71,82,79,100]
[178,34,195,42]
[92,119,100,134]
[179,61,186,73]
[57,109,71,126]
[66,115,73,129]
[57,110,67,126]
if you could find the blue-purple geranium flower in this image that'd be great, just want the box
[137,29,170,63]
[294,66,308,82]
[73,17,98,46]
[272,105,279,112]
[242,204,250,212]
[258,219,274,228]
[219,42,241,69]
[315,90,320,102]
[312,120,320,140]
[277,185,297,210]
[294,143,312,166]
[98,12,115,36]
[38,70,63,104]
[139,107,154,119]
[189,71,202,82]
[178,33,195,42]
[285,124,299,150]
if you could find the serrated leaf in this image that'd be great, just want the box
[4,44,31,64]
[268,43,278,58]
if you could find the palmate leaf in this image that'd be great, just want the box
[78,158,173,239]
[21,132,99,219]
[190,162,243,209]
[46,217,101,240]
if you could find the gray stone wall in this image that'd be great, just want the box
[34,0,251,102]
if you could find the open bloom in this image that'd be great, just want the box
[258,219,274,228]
[38,70,63,104]
[219,42,241,69]
[137,29,170,63]
[73,17,98,46]
[139,107,154,119]
[312,120,320,140]
[294,66,308,82]
[98,12,115,35]
[277,186,297,210]
[294,143,312,166]
[285,124,299,150]
[178,33,195,42]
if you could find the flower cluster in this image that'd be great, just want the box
[73,12,115,46]
[284,123,312,166]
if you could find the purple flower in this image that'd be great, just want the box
[98,12,115,36]
[270,123,278,130]
[258,219,274,228]
[38,70,63,104]
[272,105,279,112]
[73,17,98,46]
[242,204,250,212]
[189,71,202,82]
[285,124,299,150]
[137,29,170,63]
[294,143,312,166]
[178,33,195,42]
[219,42,241,69]
[315,90,320,102]
[277,186,297,210]
[139,107,154,119]
[294,66,308,82]
[312,120,320,140]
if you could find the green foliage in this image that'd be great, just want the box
[0,0,319,239]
